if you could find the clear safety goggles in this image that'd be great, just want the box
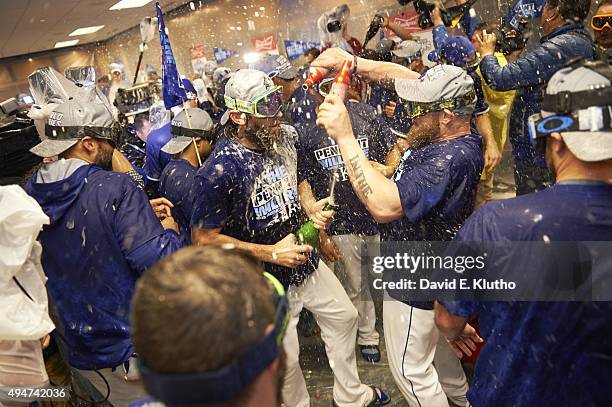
[224,86,284,118]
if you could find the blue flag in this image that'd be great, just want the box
[284,40,321,60]
[214,47,236,64]
[156,2,186,109]
[505,0,546,29]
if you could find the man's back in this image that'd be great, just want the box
[159,158,197,246]
[145,122,172,186]
[25,161,169,370]
[447,184,612,405]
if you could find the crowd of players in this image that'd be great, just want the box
[2,0,612,406]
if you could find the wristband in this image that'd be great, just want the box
[127,169,145,188]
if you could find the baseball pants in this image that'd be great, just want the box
[281,260,374,407]
[331,233,380,346]
[383,293,468,407]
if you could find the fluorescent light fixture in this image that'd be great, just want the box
[69,25,105,36]
[244,53,260,64]
[54,39,79,48]
[109,0,153,10]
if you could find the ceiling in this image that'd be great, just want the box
[0,0,186,59]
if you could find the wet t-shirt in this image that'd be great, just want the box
[296,101,395,236]
[442,183,612,406]
[190,125,318,288]
[159,159,198,246]
[383,133,483,308]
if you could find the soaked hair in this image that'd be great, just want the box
[304,48,321,59]
[131,246,276,405]
[546,0,591,22]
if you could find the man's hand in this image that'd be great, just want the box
[446,323,484,358]
[150,197,174,220]
[269,234,313,268]
[483,141,502,174]
[431,5,444,26]
[475,30,497,57]
[316,94,354,144]
[384,101,397,119]
[319,231,341,263]
[311,47,353,72]
[161,215,179,234]
[308,197,335,230]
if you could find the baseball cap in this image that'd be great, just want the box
[30,98,117,158]
[249,54,298,80]
[395,65,476,117]
[203,61,218,77]
[375,38,398,59]
[439,36,477,67]
[391,40,422,60]
[220,69,279,125]
[162,108,214,154]
[542,64,612,162]
[109,63,122,74]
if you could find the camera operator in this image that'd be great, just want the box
[476,0,593,195]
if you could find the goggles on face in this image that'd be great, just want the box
[404,90,477,120]
[592,14,612,31]
[45,124,120,148]
[138,271,289,406]
[224,86,283,118]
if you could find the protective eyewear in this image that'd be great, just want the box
[170,125,215,142]
[224,86,284,118]
[592,14,612,31]
[393,51,423,66]
[138,271,289,406]
[404,90,477,120]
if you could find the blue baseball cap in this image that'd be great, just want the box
[439,36,476,68]
[182,78,197,100]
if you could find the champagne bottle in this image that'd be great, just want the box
[302,67,330,91]
[329,60,352,101]
[363,14,385,48]
[296,172,338,246]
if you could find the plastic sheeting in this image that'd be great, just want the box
[0,185,55,340]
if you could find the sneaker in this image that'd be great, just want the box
[332,386,390,407]
[360,345,381,363]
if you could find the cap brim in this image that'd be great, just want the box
[395,78,429,103]
[561,131,612,162]
[161,136,193,155]
[30,139,80,158]
[391,49,419,59]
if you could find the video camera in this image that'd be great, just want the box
[494,20,529,55]
[397,0,477,30]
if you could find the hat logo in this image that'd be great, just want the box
[172,120,182,127]
[48,111,64,126]
[426,65,446,82]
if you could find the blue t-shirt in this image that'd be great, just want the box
[285,87,318,126]
[442,183,612,407]
[145,122,172,184]
[159,159,198,246]
[25,164,180,370]
[296,101,395,236]
[190,125,319,288]
[383,133,483,308]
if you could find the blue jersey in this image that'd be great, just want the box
[25,163,180,369]
[296,101,395,236]
[190,125,319,288]
[159,159,198,246]
[145,122,172,185]
[442,183,612,406]
[383,133,483,308]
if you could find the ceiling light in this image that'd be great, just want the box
[54,39,79,48]
[69,25,105,36]
[109,0,153,11]
[244,53,260,64]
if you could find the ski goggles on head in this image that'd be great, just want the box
[137,271,289,406]
[170,125,215,142]
[403,90,477,120]
[528,106,612,153]
[224,86,283,118]
[45,124,121,148]
[592,14,612,31]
